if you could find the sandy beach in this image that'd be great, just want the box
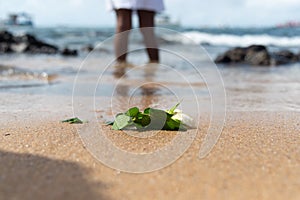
[0,26,300,199]
[1,111,299,200]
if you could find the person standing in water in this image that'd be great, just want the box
[107,0,165,64]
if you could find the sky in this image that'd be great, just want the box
[1,0,300,27]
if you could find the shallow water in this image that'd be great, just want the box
[0,38,299,121]
[221,64,300,111]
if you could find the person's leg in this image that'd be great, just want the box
[115,9,132,62]
[137,10,159,62]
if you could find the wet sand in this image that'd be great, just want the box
[0,111,299,200]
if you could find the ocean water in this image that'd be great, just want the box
[5,26,300,49]
[0,26,300,117]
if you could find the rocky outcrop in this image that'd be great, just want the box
[0,30,77,56]
[271,50,299,65]
[16,34,58,54]
[0,31,59,54]
[215,45,299,66]
[81,44,94,52]
[61,48,78,56]
[0,31,14,53]
[215,45,270,66]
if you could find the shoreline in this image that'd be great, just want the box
[0,41,299,200]
[1,25,300,199]
[0,111,299,199]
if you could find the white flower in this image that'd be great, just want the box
[171,109,197,129]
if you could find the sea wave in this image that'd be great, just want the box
[163,31,300,47]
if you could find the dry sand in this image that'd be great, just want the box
[0,111,299,200]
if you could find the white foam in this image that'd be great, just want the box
[163,31,300,47]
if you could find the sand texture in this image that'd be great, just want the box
[0,112,299,200]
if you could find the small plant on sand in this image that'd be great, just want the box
[62,117,83,124]
[109,102,196,131]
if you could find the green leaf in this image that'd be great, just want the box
[143,108,150,114]
[146,108,167,130]
[62,117,83,124]
[167,101,182,115]
[108,102,190,131]
[106,121,114,125]
[165,118,180,130]
[134,122,144,130]
[164,117,187,131]
[136,112,144,120]
[125,107,139,117]
[112,114,131,130]
[134,113,151,127]
[112,122,119,130]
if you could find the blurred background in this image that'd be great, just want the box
[1,0,300,51]
[1,0,300,27]
[0,0,300,113]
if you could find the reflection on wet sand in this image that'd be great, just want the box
[113,63,161,110]
[113,67,126,79]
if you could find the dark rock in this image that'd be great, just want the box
[61,48,78,56]
[15,34,58,54]
[215,47,245,63]
[81,45,94,52]
[0,43,13,53]
[244,45,270,66]
[0,31,15,53]
[246,45,267,52]
[14,33,38,43]
[0,31,58,54]
[215,54,231,63]
[0,31,14,43]
[228,47,246,62]
[24,41,58,54]
[215,45,270,66]
[270,50,299,65]
[216,45,300,66]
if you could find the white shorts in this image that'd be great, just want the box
[106,0,165,13]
